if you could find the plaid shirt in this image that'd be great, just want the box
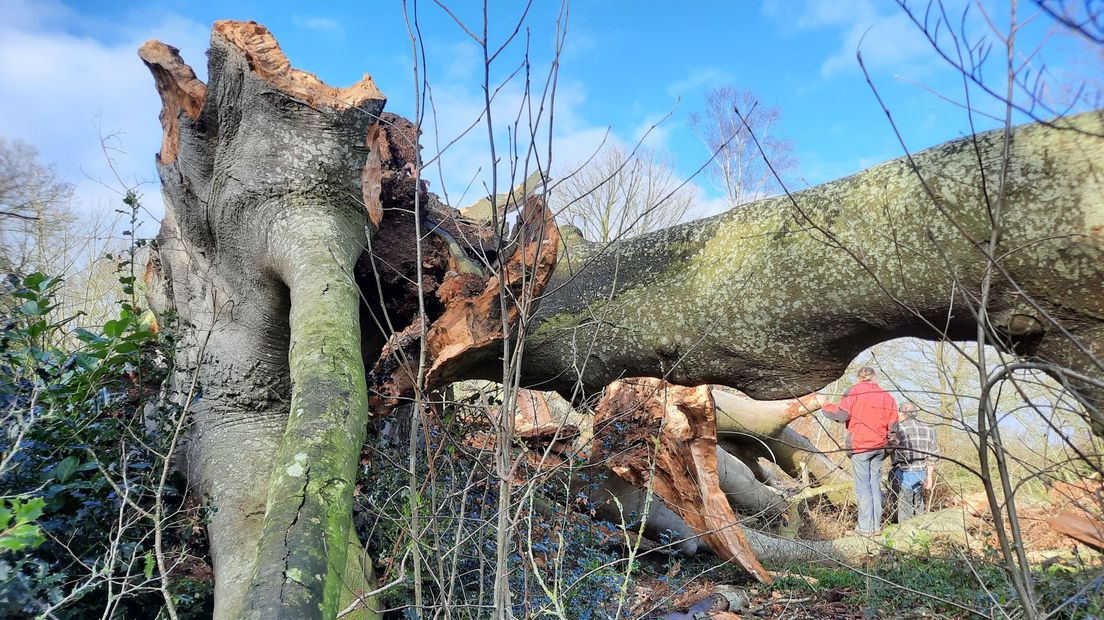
[891,418,939,471]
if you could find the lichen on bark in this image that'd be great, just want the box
[523,113,1104,421]
[241,207,371,619]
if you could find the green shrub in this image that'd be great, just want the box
[0,267,211,618]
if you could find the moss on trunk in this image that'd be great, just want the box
[240,208,372,620]
[523,113,1104,418]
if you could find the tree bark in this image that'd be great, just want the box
[140,21,385,619]
[522,113,1104,427]
[742,508,977,564]
[713,390,819,437]
[239,208,370,618]
[711,389,850,503]
[720,427,851,502]
[714,446,787,521]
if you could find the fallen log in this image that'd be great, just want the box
[1046,510,1104,553]
[522,112,1104,432]
[714,390,820,437]
[742,508,979,564]
[588,472,704,558]
[720,428,851,505]
[710,389,851,503]
[715,446,788,522]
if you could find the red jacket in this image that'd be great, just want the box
[822,380,899,453]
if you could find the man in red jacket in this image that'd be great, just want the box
[817,366,899,535]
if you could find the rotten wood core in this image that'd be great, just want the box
[367,193,560,411]
[591,378,772,584]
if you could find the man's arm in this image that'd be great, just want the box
[886,420,902,449]
[816,391,851,422]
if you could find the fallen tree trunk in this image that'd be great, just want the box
[593,468,980,564]
[720,427,851,501]
[521,112,1104,428]
[714,390,820,437]
[714,446,788,522]
[711,390,850,502]
[743,508,979,564]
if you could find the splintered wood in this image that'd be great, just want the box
[212,20,384,110]
[1046,510,1104,553]
[592,378,772,583]
[137,41,206,164]
[369,196,560,411]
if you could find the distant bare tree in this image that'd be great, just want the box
[690,86,796,207]
[556,144,697,243]
[0,138,75,275]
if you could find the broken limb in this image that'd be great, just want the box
[591,379,772,582]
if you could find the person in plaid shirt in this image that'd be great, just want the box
[890,402,939,521]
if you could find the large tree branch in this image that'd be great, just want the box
[522,113,1104,425]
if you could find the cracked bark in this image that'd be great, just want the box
[240,208,370,618]
[140,21,384,619]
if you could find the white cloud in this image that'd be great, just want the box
[818,11,934,78]
[418,74,615,210]
[0,2,701,239]
[685,193,729,221]
[760,0,941,79]
[292,16,345,38]
[666,67,735,98]
[0,0,208,231]
[631,113,674,153]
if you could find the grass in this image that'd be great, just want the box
[763,553,1104,619]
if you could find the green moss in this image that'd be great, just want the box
[240,208,374,620]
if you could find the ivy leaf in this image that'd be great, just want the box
[50,457,80,484]
[22,272,46,290]
[0,524,45,551]
[14,497,44,522]
[102,319,127,339]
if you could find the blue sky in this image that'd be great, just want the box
[0,0,1096,230]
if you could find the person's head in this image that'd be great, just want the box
[900,402,919,419]
[857,366,876,381]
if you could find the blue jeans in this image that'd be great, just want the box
[850,450,885,533]
[894,468,927,521]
